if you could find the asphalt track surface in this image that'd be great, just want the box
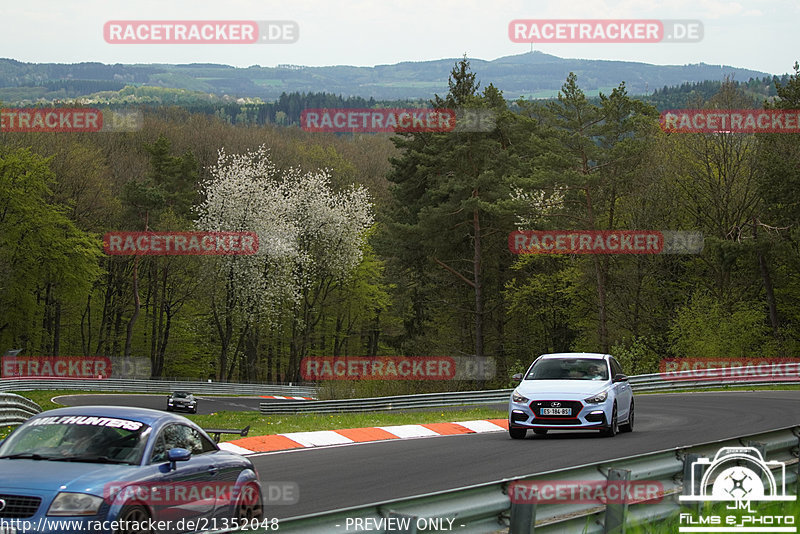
[52,393,288,414]
[254,390,800,518]
[55,390,800,519]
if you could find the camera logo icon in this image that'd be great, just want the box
[680,447,796,502]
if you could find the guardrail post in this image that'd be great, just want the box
[386,512,417,533]
[604,468,630,534]
[746,441,768,489]
[682,453,703,513]
[795,435,800,498]
[509,483,536,534]
[509,503,536,533]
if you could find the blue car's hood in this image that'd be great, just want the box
[515,379,609,398]
[0,459,140,495]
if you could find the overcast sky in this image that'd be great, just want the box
[3,0,797,75]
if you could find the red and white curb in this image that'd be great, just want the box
[260,395,315,400]
[217,418,508,455]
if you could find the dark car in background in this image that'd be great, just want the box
[166,392,197,414]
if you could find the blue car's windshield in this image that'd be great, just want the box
[0,416,150,465]
[526,358,609,381]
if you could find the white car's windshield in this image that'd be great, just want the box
[526,359,609,381]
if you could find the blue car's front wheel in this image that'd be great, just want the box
[114,504,151,534]
[236,483,264,521]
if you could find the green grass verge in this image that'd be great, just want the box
[1,390,508,442]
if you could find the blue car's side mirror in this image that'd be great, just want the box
[167,447,191,470]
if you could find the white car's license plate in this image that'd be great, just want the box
[541,407,571,416]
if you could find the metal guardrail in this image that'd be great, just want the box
[259,366,800,414]
[0,393,42,426]
[629,369,800,392]
[0,378,318,397]
[269,425,800,533]
[261,389,511,414]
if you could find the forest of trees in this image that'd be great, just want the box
[1,59,799,390]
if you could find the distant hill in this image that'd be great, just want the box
[0,52,776,103]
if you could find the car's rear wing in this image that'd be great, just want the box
[203,425,250,443]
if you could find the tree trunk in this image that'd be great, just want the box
[584,187,609,352]
[149,261,159,368]
[368,310,380,357]
[123,255,140,359]
[40,283,52,355]
[227,323,247,380]
[214,264,237,380]
[96,265,115,355]
[52,299,61,357]
[594,257,609,352]
[155,302,171,378]
[754,220,779,337]
[472,201,484,360]
[266,335,274,382]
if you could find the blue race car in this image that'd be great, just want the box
[0,406,263,534]
[508,352,634,439]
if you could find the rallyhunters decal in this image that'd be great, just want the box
[27,416,144,431]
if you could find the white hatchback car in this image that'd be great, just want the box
[508,352,634,438]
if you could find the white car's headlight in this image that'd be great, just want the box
[584,390,609,404]
[512,391,529,403]
[48,492,104,516]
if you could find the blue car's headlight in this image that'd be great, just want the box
[511,391,529,403]
[584,390,609,404]
[48,492,104,516]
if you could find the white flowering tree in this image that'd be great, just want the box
[195,146,373,380]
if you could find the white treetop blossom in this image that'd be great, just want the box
[511,186,565,229]
[195,145,373,323]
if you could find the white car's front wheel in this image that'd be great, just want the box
[602,404,618,437]
[509,425,527,439]
[620,401,634,432]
